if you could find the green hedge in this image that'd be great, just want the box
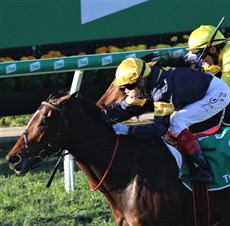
[0,69,115,92]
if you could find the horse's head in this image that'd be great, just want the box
[96,82,126,109]
[5,90,76,175]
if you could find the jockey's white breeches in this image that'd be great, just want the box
[170,76,230,137]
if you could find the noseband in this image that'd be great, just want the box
[22,101,66,161]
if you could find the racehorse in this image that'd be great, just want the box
[5,91,230,226]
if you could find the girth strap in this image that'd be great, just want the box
[192,183,210,226]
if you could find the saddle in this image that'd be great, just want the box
[164,108,230,226]
[164,111,230,191]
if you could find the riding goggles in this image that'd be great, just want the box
[119,83,137,91]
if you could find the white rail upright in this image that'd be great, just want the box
[64,70,83,192]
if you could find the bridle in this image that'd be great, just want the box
[22,129,64,161]
[22,101,67,161]
[21,97,121,190]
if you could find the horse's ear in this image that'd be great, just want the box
[47,89,69,101]
[59,91,78,106]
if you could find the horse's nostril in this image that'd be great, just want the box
[6,154,21,164]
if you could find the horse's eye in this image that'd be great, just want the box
[41,118,48,128]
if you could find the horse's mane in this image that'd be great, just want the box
[155,55,192,67]
[75,94,111,126]
[78,95,105,116]
[142,53,192,68]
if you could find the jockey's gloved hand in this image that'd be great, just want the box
[112,123,129,135]
[184,51,203,70]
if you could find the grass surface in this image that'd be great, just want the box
[0,115,31,127]
[0,142,115,226]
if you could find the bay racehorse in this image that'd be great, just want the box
[5,91,230,226]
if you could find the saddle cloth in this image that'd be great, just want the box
[164,127,230,191]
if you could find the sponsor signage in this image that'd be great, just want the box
[0,47,188,77]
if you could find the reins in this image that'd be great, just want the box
[90,135,120,191]
[46,150,69,188]
[46,134,120,190]
[25,99,121,190]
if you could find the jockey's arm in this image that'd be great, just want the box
[103,99,153,123]
[128,115,170,137]
[125,101,173,137]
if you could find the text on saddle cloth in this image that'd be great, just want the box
[163,127,230,191]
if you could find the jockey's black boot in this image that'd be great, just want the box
[177,129,213,184]
[181,150,213,184]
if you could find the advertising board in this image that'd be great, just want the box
[0,0,229,48]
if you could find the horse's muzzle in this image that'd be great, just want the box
[5,154,29,175]
[5,153,21,164]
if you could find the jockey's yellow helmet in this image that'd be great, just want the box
[187,25,225,51]
[113,58,151,87]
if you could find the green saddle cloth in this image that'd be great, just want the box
[181,127,230,191]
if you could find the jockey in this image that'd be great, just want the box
[104,57,230,184]
[187,25,230,125]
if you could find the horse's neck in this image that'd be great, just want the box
[73,134,119,193]
[76,136,175,186]
[65,106,115,159]
[68,124,113,152]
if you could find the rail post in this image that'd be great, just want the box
[64,70,83,192]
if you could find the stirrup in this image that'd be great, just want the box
[180,173,213,184]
